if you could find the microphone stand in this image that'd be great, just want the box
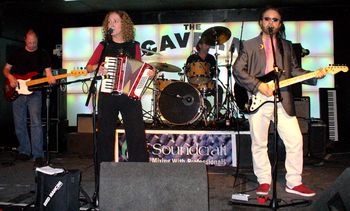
[85,40,109,209]
[269,27,312,210]
[213,39,220,121]
[45,86,52,165]
[269,27,283,209]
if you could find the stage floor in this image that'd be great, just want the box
[1,144,350,210]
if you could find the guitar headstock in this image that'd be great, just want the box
[70,69,88,77]
[325,65,349,74]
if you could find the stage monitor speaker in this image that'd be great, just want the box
[35,170,81,211]
[312,167,350,210]
[99,162,209,211]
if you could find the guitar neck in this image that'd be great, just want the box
[26,73,71,86]
[279,70,318,88]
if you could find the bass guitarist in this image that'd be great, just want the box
[2,28,56,167]
[232,7,326,197]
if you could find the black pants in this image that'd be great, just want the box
[97,93,149,163]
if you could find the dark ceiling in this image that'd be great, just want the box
[2,0,350,15]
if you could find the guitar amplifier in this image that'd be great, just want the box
[294,96,310,134]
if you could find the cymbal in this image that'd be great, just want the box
[150,62,182,73]
[201,26,231,45]
[140,48,161,55]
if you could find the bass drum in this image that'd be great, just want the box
[158,82,203,125]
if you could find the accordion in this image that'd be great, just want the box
[101,56,154,100]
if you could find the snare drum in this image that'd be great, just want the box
[158,82,203,125]
[186,62,211,84]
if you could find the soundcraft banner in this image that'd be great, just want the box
[115,129,237,166]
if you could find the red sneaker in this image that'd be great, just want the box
[285,184,316,197]
[256,183,270,195]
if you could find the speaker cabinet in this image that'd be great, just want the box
[235,133,253,169]
[99,162,209,211]
[308,120,327,157]
[77,114,94,133]
[312,167,350,210]
[294,96,310,134]
[28,118,68,152]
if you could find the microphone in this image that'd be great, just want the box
[268,27,274,34]
[107,28,113,35]
[92,75,109,80]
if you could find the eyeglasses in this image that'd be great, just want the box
[263,17,280,22]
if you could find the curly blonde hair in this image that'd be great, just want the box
[102,11,135,42]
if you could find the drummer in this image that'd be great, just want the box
[185,39,223,111]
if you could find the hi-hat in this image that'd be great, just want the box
[201,26,231,45]
[150,62,182,72]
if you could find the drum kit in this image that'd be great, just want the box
[147,26,237,126]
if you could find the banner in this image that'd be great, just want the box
[115,129,236,166]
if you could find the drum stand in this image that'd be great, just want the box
[213,42,221,121]
[221,56,239,126]
[149,79,164,127]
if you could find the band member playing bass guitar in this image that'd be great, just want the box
[2,28,56,167]
[233,7,326,197]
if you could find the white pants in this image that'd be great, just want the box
[248,102,303,188]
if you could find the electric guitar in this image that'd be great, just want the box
[234,65,348,113]
[4,69,87,101]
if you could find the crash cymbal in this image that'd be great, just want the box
[201,26,231,45]
[150,62,182,72]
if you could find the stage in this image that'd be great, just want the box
[1,134,350,210]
